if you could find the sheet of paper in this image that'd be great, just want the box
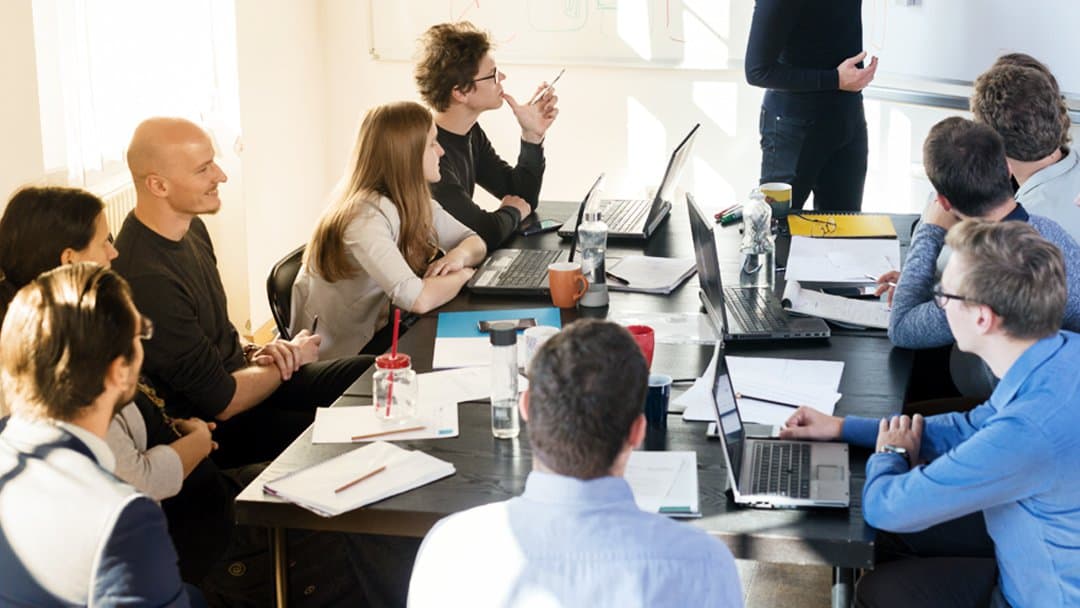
[783,281,890,329]
[311,403,458,444]
[606,255,697,294]
[785,237,901,284]
[625,451,699,517]
[608,311,718,345]
[417,367,491,404]
[681,355,843,424]
[264,441,455,517]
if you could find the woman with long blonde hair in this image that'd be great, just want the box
[291,101,486,359]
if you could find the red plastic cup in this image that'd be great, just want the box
[626,325,655,369]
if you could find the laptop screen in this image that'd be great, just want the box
[709,347,747,487]
[655,123,700,206]
[687,193,728,333]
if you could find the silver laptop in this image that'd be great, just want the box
[687,192,830,341]
[709,344,850,509]
[558,124,700,240]
[468,175,602,296]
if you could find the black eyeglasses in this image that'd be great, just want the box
[471,67,500,83]
[932,284,974,309]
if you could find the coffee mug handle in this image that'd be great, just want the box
[574,275,589,299]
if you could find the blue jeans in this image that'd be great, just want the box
[758,102,868,212]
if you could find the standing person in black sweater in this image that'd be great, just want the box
[113,117,373,468]
[745,0,878,211]
[415,21,560,250]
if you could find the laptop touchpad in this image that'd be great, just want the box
[814,465,844,481]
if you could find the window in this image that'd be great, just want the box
[31,0,241,187]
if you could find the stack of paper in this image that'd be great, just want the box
[263,441,455,517]
[785,237,900,285]
[782,281,890,329]
[678,353,843,427]
[311,404,459,444]
[608,311,718,345]
[624,451,700,518]
[432,307,561,369]
[606,256,697,294]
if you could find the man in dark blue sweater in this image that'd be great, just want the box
[745,0,877,211]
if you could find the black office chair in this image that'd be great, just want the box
[266,245,305,340]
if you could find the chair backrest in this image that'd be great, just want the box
[267,245,305,341]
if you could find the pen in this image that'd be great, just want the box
[350,424,426,441]
[528,68,565,104]
[735,392,802,410]
[719,211,743,226]
[864,273,896,287]
[605,272,629,286]
[713,204,741,221]
[311,314,319,334]
[334,465,387,494]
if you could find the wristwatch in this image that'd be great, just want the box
[879,444,910,465]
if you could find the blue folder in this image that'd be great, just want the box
[436,307,562,339]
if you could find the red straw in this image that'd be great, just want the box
[386,309,402,416]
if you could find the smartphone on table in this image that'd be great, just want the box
[478,318,537,333]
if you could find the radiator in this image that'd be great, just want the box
[93,179,137,236]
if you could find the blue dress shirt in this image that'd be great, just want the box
[409,470,743,607]
[842,331,1080,607]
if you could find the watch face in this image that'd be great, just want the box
[882,444,908,456]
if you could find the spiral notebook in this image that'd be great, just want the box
[787,213,897,239]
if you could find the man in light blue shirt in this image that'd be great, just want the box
[408,320,742,608]
[784,220,1080,607]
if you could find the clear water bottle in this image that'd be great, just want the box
[740,189,775,290]
[489,322,520,439]
[577,210,609,308]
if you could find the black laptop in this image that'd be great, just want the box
[467,175,602,296]
[687,192,830,341]
[558,123,700,240]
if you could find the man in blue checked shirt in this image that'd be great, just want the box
[783,219,1080,608]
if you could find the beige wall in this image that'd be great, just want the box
[0,0,45,203]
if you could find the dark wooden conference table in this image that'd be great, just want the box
[236,197,917,608]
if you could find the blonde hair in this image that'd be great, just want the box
[306,102,437,281]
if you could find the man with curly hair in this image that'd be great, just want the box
[972,57,1080,239]
[415,22,560,250]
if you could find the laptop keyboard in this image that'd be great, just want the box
[751,442,812,499]
[494,250,563,288]
[724,288,790,333]
[602,199,651,233]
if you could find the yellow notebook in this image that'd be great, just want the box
[787,213,897,239]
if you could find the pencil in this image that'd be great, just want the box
[350,425,426,441]
[333,465,387,493]
[735,392,802,409]
[528,68,565,104]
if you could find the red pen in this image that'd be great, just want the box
[714,204,741,220]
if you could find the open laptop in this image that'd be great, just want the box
[467,175,602,296]
[709,343,850,509]
[688,192,830,341]
[558,123,700,240]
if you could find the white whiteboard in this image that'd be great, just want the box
[865,0,1080,101]
[370,0,752,70]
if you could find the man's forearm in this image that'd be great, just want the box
[217,365,282,421]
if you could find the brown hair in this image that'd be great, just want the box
[0,187,105,316]
[971,64,1071,162]
[992,53,1061,94]
[946,219,1065,339]
[414,21,492,112]
[306,102,437,281]
[923,117,1014,217]
[1,263,137,421]
[526,320,649,479]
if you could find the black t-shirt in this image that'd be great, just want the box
[112,214,245,420]
[744,0,864,118]
[431,123,545,250]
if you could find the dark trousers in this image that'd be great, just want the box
[856,512,1010,608]
[759,102,868,212]
[212,355,374,468]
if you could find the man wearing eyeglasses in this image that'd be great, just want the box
[783,219,1080,607]
[879,117,1080,355]
[415,21,560,251]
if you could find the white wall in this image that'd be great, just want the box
[0,0,45,202]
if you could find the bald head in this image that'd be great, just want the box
[126,117,211,181]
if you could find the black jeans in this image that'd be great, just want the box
[212,355,374,468]
[856,512,1010,608]
[759,102,868,212]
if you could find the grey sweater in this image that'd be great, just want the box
[889,214,1080,349]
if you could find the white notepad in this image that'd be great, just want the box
[625,451,700,518]
[311,404,459,444]
[606,255,697,294]
[263,441,455,517]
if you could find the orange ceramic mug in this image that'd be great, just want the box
[548,262,589,308]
